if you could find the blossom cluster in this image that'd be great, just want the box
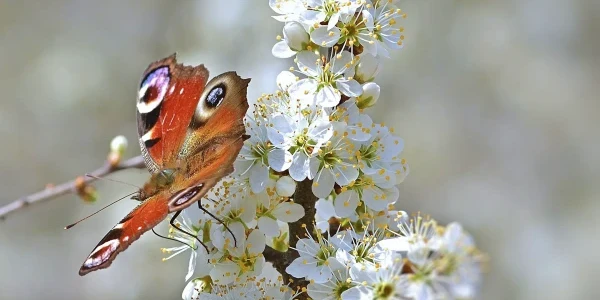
[159,1,486,299]
[287,214,486,299]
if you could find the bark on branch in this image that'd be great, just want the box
[0,155,145,221]
[263,179,317,299]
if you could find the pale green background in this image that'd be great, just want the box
[1,0,598,299]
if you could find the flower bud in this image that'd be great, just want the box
[354,54,381,84]
[275,175,296,197]
[75,176,98,203]
[356,82,381,109]
[110,135,128,155]
[108,135,128,167]
[283,22,309,51]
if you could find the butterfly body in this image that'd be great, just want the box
[78,54,250,276]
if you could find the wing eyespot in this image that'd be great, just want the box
[137,67,170,114]
[194,81,229,124]
[168,185,204,211]
[206,84,226,108]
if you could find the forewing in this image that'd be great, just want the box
[136,54,209,173]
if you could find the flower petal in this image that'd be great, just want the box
[258,216,280,237]
[276,70,297,91]
[289,152,310,181]
[273,202,305,222]
[271,40,296,58]
[209,261,239,285]
[331,51,353,74]
[336,79,363,97]
[315,85,341,107]
[334,190,359,218]
[310,26,340,48]
[246,229,266,254]
[312,169,335,198]
[283,21,309,51]
[296,51,321,77]
[275,175,296,197]
[185,250,198,281]
[268,148,293,172]
[250,163,269,193]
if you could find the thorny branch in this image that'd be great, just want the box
[0,155,145,221]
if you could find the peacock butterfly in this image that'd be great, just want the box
[77,54,250,276]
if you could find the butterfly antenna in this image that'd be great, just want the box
[64,191,137,229]
[85,173,141,190]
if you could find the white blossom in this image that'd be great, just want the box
[267,106,333,181]
[286,231,345,283]
[351,53,382,83]
[235,116,273,193]
[310,121,360,198]
[361,1,406,57]
[344,250,411,299]
[209,227,266,284]
[269,0,307,22]
[289,50,362,107]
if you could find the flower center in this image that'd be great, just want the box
[322,0,340,19]
[317,63,340,89]
[435,253,459,275]
[290,128,316,155]
[251,142,272,165]
[315,245,334,265]
[340,16,367,46]
[322,150,342,169]
[359,141,379,166]
[373,282,395,299]
[334,281,353,299]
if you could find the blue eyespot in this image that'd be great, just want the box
[206,84,226,107]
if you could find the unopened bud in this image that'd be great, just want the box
[110,135,128,154]
[356,82,381,109]
[108,135,128,167]
[75,176,98,203]
[354,54,381,84]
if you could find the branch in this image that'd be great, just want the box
[0,155,146,221]
[263,179,317,299]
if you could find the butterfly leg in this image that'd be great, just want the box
[151,228,194,249]
[197,201,238,247]
[169,210,209,253]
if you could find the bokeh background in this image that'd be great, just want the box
[1,0,598,299]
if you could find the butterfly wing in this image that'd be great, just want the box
[136,54,209,174]
[78,194,170,275]
[165,72,250,212]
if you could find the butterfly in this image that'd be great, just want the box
[78,54,250,276]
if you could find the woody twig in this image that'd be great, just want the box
[0,155,145,221]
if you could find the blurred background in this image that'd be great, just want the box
[1,0,598,299]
